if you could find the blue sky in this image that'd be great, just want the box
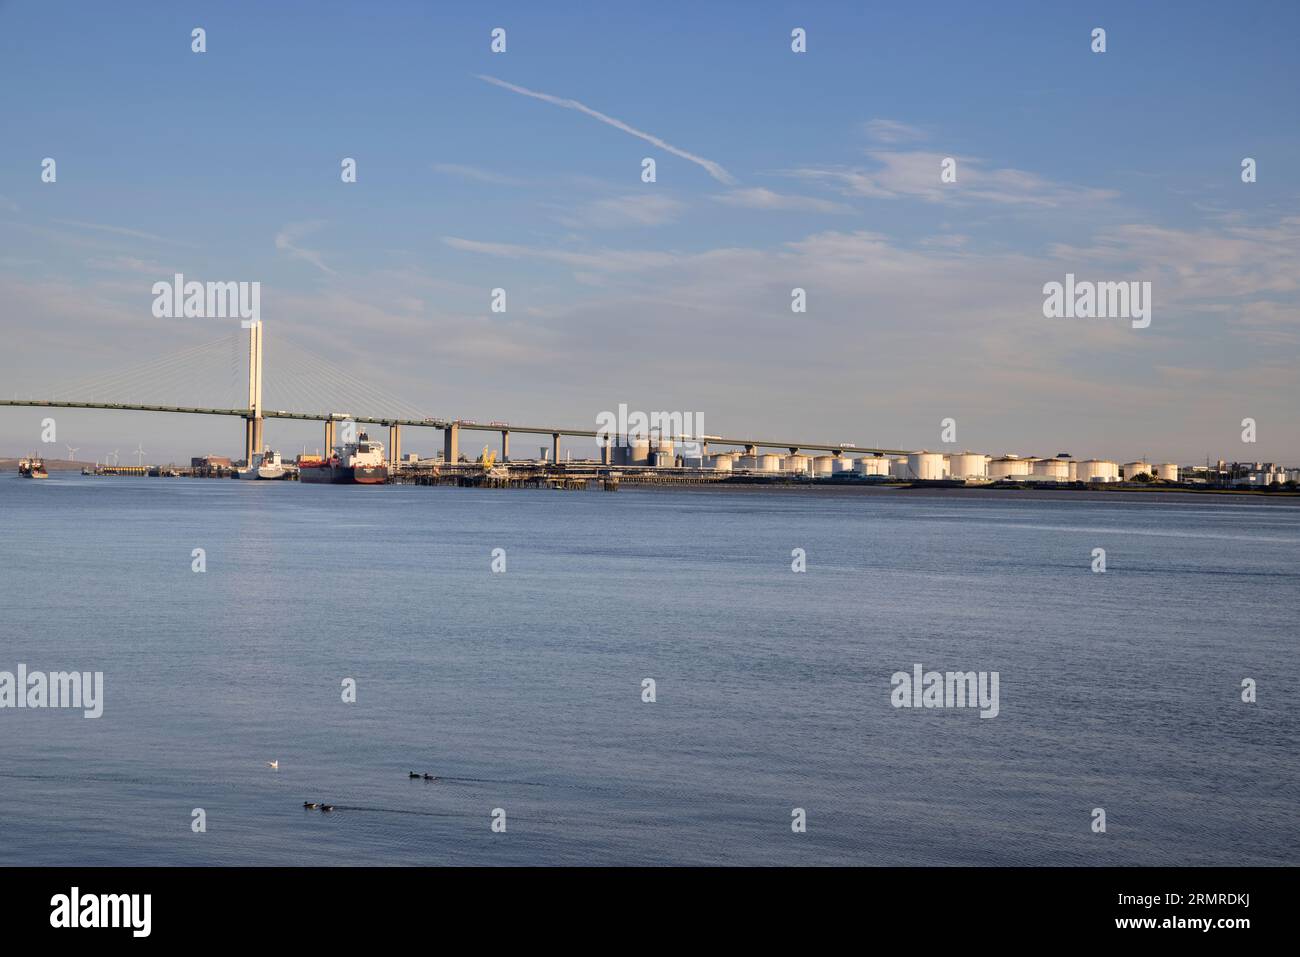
[2,1,1298,463]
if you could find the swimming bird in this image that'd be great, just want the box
[303,801,319,809]
[320,804,335,812]
[266,761,279,769]
[408,771,420,778]
[423,774,437,781]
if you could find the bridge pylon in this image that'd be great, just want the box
[243,320,264,463]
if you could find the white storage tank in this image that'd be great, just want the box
[704,454,733,472]
[756,453,783,472]
[1156,462,1179,482]
[908,451,946,481]
[988,455,1031,479]
[1068,460,1078,481]
[855,455,891,476]
[786,453,811,475]
[832,455,855,473]
[812,455,836,476]
[1123,461,1152,480]
[1078,459,1119,482]
[890,456,912,479]
[624,438,651,466]
[737,455,758,470]
[1033,458,1070,480]
[948,452,988,479]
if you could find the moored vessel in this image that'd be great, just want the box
[236,448,290,480]
[299,431,388,484]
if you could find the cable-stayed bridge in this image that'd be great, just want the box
[2,323,908,465]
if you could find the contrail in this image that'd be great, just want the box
[476,74,736,185]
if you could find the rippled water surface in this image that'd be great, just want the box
[1,475,1297,865]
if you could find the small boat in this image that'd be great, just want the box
[25,456,48,479]
[17,457,31,476]
[236,448,289,480]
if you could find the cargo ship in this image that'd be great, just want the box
[298,432,387,484]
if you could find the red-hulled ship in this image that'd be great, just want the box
[299,432,388,485]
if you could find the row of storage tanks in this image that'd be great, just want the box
[615,440,1178,482]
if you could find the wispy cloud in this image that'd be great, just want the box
[713,187,850,214]
[275,221,334,274]
[52,219,186,245]
[431,163,523,186]
[785,151,1117,208]
[557,193,686,229]
[85,256,165,275]
[443,236,677,273]
[475,74,736,185]
[863,118,928,144]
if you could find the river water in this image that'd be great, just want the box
[1,475,1296,865]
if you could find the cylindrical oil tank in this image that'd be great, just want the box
[907,451,946,481]
[1033,458,1070,480]
[786,453,810,475]
[737,455,758,470]
[756,453,783,472]
[1078,460,1119,482]
[890,456,912,479]
[1123,461,1152,480]
[704,454,733,471]
[1068,460,1078,481]
[948,452,988,479]
[1156,462,1179,481]
[624,438,651,466]
[856,455,891,475]
[651,451,673,467]
[812,455,836,476]
[832,456,855,473]
[989,455,1031,479]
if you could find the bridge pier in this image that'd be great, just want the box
[444,423,459,463]
[324,419,335,456]
[500,430,509,462]
[388,424,401,468]
[551,432,561,464]
[243,416,264,464]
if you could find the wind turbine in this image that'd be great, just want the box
[134,443,147,467]
[109,450,120,466]
[65,445,79,462]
